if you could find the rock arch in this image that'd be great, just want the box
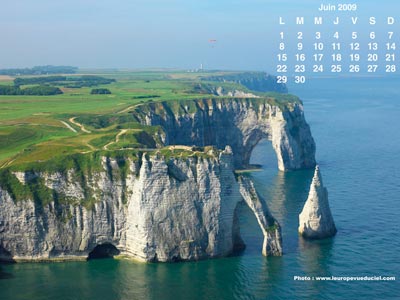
[237,176,282,256]
[134,98,316,171]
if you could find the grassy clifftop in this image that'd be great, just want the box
[0,70,297,171]
[134,94,300,116]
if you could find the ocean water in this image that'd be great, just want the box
[1,77,399,300]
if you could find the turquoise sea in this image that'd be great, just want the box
[1,77,399,300]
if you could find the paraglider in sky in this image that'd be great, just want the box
[209,39,217,48]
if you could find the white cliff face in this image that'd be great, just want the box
[214,87,260,98]
[298,166,337,239]
[124,148,243,261]
[0,148,282,262]
[0,98,312,262]
[0,166,127,262]
[134,98,316,171]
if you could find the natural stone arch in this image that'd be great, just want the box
[241,129,270,169]
[134,98,316,171]
[236,176,283,256]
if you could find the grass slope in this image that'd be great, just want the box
[0,70,297,170]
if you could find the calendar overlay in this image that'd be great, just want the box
[275,3,398,84]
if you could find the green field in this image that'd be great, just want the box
[0,69,295,170]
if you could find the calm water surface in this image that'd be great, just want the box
[1,77,399,300]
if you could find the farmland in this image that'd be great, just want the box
[0,69,292,170]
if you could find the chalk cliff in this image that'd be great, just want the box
[201,72,288,93]
[0,97,315,262]
[133,98,316,171]
[0,147,281,262]
[298,166,337,239]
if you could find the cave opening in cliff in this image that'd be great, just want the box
[0,246,14,264]
[87,243,120,260]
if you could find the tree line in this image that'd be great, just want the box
[14,75,115,88]
[0,66,78,76]
[0,74,116,96]
[0,85,62,96]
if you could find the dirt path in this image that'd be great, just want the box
[79,141,96,154]
[0,158,16,169]
[103,129,128,150]
[69,117,91,133]
[60,121,77,133]
[117,105,136,114]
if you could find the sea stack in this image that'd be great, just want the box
[298,165,337,239]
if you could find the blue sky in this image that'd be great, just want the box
[1,0,398,71]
